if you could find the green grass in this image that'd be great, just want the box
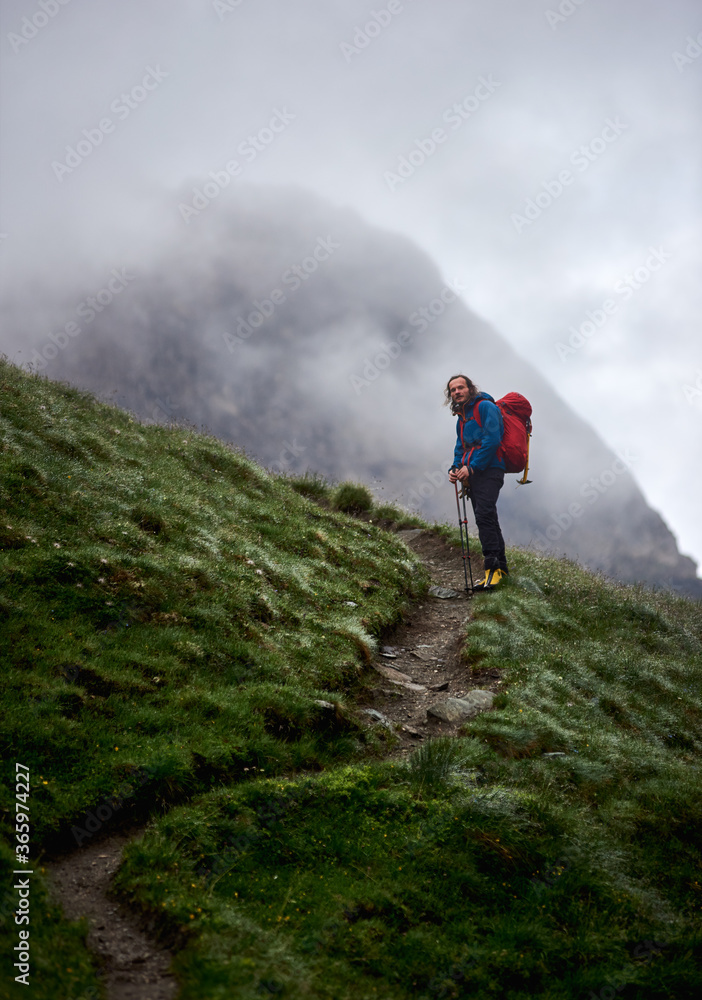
[113,554,702,999]
[2,358,701,999]
[0,359,427,997]
[371,503,424,530]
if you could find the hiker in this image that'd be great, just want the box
[446,374,508,589]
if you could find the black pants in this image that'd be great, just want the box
[469,467,507,572]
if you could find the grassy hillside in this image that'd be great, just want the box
[0,358,424,996]
[2,358,702,999]
[115,553,702,1000]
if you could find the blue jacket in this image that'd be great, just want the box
[451,392,505,473]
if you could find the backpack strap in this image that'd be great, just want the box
[471,397,508,465]
[517,427,532,485]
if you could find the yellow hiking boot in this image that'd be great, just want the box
[473,568,507,591]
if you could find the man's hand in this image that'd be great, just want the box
[448,465,471,483]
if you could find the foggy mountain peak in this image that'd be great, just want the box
[10,184,702,597]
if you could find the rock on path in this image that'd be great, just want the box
[427,691,496,724]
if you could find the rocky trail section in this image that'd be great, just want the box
[362,528,501,750]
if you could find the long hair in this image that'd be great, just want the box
[444,374,479,414]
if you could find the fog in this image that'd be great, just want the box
[1,0,700,571]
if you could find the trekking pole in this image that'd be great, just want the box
[454,479,475,594]
[460,482,475,593]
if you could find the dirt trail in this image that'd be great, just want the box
[45,526,492,998]
[362,527,502,749]
[47,831,177,1000]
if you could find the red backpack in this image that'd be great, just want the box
[473,392,532,482]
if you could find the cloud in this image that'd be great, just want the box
[1,0,700,564]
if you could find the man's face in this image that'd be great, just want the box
[448,378,470,405]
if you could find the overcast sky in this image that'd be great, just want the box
[1,0,701,569]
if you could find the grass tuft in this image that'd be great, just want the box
[284,470,332,503]
[405,736,477,791]
[331,481,373,515]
